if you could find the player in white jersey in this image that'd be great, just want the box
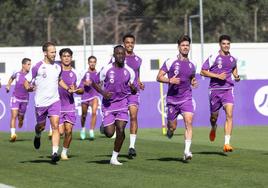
[24,42,75,163]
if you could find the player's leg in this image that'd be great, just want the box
[33,106,47,149]
[128,104,138,158]
[10,109,18,142]
[49,115,60,162]
[80,102,89,140]
[89,98,98,140]
[110,120,127,165]
[182,112,193,161]
[223,103,234,152]
[209,90,221,142]
[166,103,178,139]
[48,101,61,163]
[18,102,27,129]
[61,122,73,160]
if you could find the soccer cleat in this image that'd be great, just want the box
[51,153,60,163]
[89,130,95,140]
[166,129,174,139]
[99,123,104,134]
[34,136,41,149]
[223,144,233,152]
[110,158,123,166]
[48,131,52,140]
[61,153,69,160]
[128,148,137,159]
[183,152,193,161]
[209,125,217,142]
[80,129,86,140]
[10,134,17,142]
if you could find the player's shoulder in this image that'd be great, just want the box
[208,52,220,60]
[165,57,178,66]
[133,54,142,62]
[229,53,238,62]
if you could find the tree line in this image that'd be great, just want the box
[0,0,267,46]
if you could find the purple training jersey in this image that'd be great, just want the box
[97,62,135,110]
[125,54,142,92]
[11,71,29,101]
[58,69,78,111]
[161,57,196,105]
[79,70,99,102]
[202,51,237,90]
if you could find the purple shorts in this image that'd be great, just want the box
[167,99,194,121]
[127,93,140,107]
[35,100,61,124]
[59,111,76,125]
[209,89,234,113]
[102,98,128,127]
[81,96,99,106]
[10,97,28,115]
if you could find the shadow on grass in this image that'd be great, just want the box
[147,157,189,163]
[95,154,130,159]
[86,159,128,164]
[9,138,32,142]
[20,159,58,165]
[193,151,228,156]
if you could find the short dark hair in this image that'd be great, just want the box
[42,42,56,52]
[59,48,73,57]
[219,35,231,43]
[22,58,31,64]
[177,35,191,45]
[114,45,124,51]
[88,55,97,61]
[122,34,135,42]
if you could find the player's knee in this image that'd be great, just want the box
[81,114,87,120]
[91,111,97,117]
[104,130,114,138]
[226,113,233,120]
[116,127,125,137]
[130,115,137,122]
[210,116,217,123]
[65,130,72,137]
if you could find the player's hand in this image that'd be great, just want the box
[103,91,112,100]
[130,84,137,95]
[84,80,92,86]
[138,81,145,90]
[5,85,10,93]
[217,72,226,80]
[169,76,180,84]
[28,85,36,92]
[234,75,240,82]
[191,77,198,88]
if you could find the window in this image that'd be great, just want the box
[0,62,5,73]
[150,59,160,70]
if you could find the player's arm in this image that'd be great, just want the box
[92,82,111,99]
[137,68,145,90]
[5,76,15,93]
[58,79,76,93]
[156,69,180,84]
[200,69,226,80]
[232,66,240,82]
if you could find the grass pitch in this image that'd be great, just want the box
[0,126,268,188]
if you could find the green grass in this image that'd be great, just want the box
[1,126,268,188]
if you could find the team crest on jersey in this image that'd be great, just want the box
[217,57,223,69]
[189,63,192,69]
[230,57,233,62]
[69,72,73,77]
[109,78,114,83]
[174,65,180,75]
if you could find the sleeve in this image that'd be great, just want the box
[98,66,106,82]
[25,63,39,82]
[201,57,210,70]
[161,58,174,73]
[10,70,17,79]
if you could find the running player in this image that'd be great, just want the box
[6,58,32,142]
[156,35,197,161]
[92,45,136,165]
[58,48,83,160]
[122,34,144,159]
[79,56,100,140]
[200,34,240,152]
[24,42,75,163]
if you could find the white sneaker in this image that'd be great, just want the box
[183,152,193,161]
[61,153,69,160]
[110,158,122,165]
